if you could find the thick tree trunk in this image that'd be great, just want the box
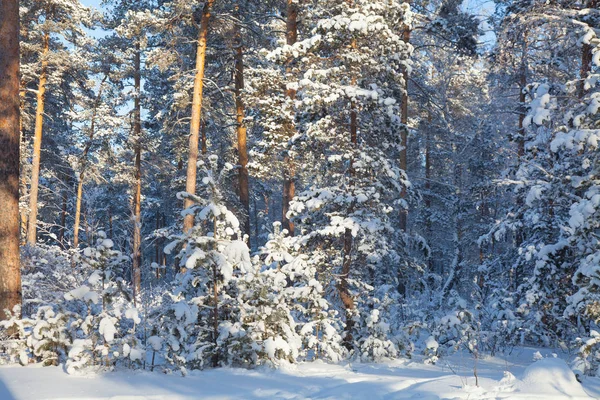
[0,0,22,321]
[26,32,50,245]
[73,75,108,249]
[234,4,251,241]
[282,0,298,236]
[399,3,411,233]
[132,44,143,298]
[183,0,214,233]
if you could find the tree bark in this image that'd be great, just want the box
[282,0,298,236]
[340,97,358,349]
[339,32,358,349]
[0,0,22,321]
[399,2,411,232]
[132,44,143,298]
[183,0,214,233]
[26,32,50,245]
[73,75,108,249]
[234,3,251,242]
[201,119,207,155]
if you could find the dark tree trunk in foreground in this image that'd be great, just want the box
[0,0,22,321]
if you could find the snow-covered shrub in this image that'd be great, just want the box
[1,235,140,372]
[476,275,524,356]
[238,261,301,366]
[430,293,478,358]
[63,232,137,373]
[573,330,600,377]
[423,336,440,365]
[353,285,399,362]
[20,244,78,316]
[261,224,345,362]
[159,157,253,370]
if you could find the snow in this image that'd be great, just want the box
[0,347,598,399]
[425,336,439,351]
[124,307,141,324]
[147,336,163,351]
[224,240,252,271]
[64,285,99,304]
[98,317,116,343]
[520,357,590,398]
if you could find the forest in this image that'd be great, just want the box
[1,0,600,398]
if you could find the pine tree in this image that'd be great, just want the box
[0,0,22,322]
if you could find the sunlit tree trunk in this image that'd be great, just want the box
[234,3,251,242]
[26,32,50,245]
[73,75,108,249]
[0,0,22,321]
[183,0,214,233]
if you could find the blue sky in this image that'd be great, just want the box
[81,0,102,9]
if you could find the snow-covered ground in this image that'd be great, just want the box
[0,347,598,399]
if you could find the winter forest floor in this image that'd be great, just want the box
[0,347,598,400]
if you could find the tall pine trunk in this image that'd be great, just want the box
[234,3,251,242]
[0,0,22,321]
[73,75,108,249]
[184,0,214,233]
[132,44,143,298]
[282,0,298,236]
[399,1,411,232]
[26,32,50,245]
[339,27,358,349]
[340,97,357,349]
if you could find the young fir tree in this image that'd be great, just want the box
[160,156,253,370]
